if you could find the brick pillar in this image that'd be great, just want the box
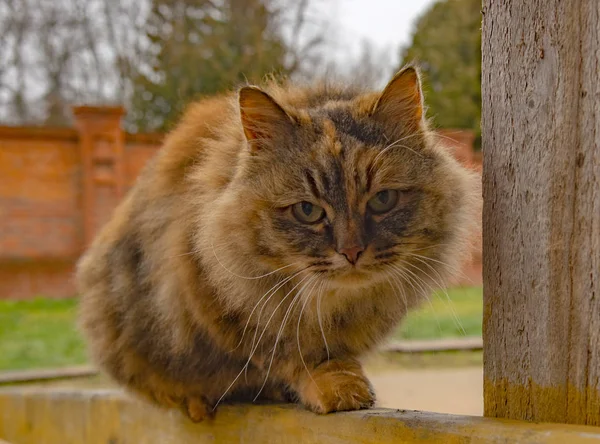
[73,106,125,248]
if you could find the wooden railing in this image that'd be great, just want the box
[0,388,599,444]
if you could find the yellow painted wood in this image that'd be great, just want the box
[2,389,600,443]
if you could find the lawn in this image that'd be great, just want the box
[396,286,483,340]
[0,287,482,371]
[0,298,86,371]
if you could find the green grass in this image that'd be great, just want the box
[395,286,483,340]
[0,286,482,371]
[0,298,86,371]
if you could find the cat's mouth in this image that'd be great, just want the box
[305,255,389,288]
[325,267,375,287]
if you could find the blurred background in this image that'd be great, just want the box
[0,0,483,416]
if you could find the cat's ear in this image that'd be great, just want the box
[239,86,294,151]
[371,66,424,131]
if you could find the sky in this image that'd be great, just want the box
[327,0,438,65]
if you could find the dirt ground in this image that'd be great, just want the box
[367,367,483,416]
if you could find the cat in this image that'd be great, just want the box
[76,66,479,422]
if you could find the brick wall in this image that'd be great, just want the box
[0,108,161,299]
[0,109,480,299]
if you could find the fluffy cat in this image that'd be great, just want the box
[77,66,479,422]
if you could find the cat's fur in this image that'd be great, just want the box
[77,66,479,421]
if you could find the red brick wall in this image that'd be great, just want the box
[0,261,77,299]
[0,111,480,299]
[124,133,164,186]
[0,128,82,261]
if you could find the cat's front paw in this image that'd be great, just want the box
[183,395,215,422]
[148,389,214,422]
[296,359,376,414]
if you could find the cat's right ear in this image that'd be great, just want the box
[239,86,294,152]
[371,66,425,132]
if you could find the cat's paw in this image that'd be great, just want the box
[183,395,215,422]
[149,390,214,422]
[296,359,376,414]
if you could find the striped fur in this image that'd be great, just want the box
[76,67,480,421]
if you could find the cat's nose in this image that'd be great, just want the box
[338,245,364,265]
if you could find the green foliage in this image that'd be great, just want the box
[400,0,481,139]
[129,0,290,132]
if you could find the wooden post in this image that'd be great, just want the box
[73,106,125,248]
[482,1,600,425]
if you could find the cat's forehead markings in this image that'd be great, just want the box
[324,107,385,146]
[322,118,343,156]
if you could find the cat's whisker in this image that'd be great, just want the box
[397,259,464,334]
[411,268,463,336]
[406,251,471,282]
[391,264,446,338]
[389,262,429,300]
[316,279,330,362]
[253,274,320,401]
[368,140,406,174]
[248,271,314,357]
[369,143,419,176]
[247,267,310,358]
[404,258,466,336]
[269,279,312,357]
[382,266,408,313]
[388,264,442,334]
[229,267,309,353]
[394,262,440,304]
[433,132,464,146]
[389,263,431,308]
[211,240,302,280]
[399,259,441,291]
[397,275,412,314]
[404,242,449,252]
[384,276,403,313]
[296,277,323,396]
[369,134,425,173]
[213,273,314,410]
[407,255,450,292]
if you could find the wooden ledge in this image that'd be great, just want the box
[1,389,600,443]
[0,366,97,385]
[383,337,483,353]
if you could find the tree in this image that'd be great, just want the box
[400,0,481,139]
[0,0,326,130]
[128,0,326,132]
[0,0,146,126]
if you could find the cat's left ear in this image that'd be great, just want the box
[371,66,425,131]
[239,86,294,152]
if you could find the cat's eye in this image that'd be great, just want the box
[292,201,325,224]
[367,189,399,214]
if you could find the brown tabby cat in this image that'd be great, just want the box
[77,66,478,422]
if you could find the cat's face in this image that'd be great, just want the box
[214,68,475,291]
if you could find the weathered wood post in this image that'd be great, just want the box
[482,1,599,425]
